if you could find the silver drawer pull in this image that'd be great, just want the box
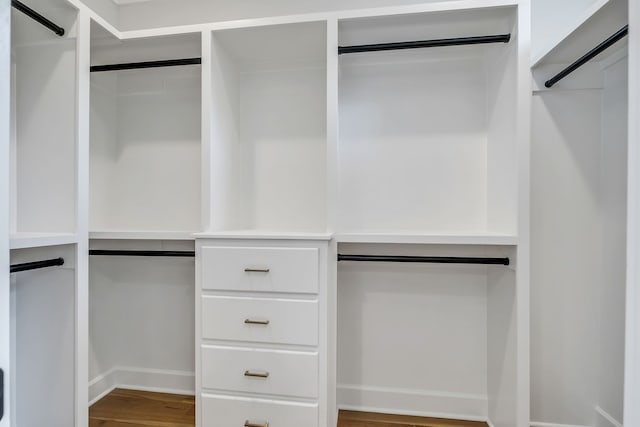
[244,370,269,378]
[245,421,269,427]
[244,268,270,273]
[244,319,270,325]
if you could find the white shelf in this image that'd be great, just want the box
[10,233,78,250]
[194,230,333,241]
[335,231,518,246]
[532,0,628,67]
[89,231,197,241]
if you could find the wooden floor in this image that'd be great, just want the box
[90,389,488,427]
[89,389,195,427]
[337,411,488,427]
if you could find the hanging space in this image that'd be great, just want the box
[87,21,202,420]
[9,0,80,425]
[334,4,527,427]
[530,0,628,426]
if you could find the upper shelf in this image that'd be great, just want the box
[89,231,197,241]
[10,233,78,250]
[532,0,628,67]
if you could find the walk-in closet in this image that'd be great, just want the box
[1,0,639,427]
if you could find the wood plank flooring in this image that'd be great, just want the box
[337,411,488,427]
[89,389,195,427]
[89,389,488,427]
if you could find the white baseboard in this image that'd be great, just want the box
[530,407,623,427]
[530,422,590,427]
[337,383,488,422]
[595,406,623,427]
[89,366,195,405]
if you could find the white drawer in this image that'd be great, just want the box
[201,246,319,294]
[202,345,318,398]
[201,296,318,346]
[201,394,318,427]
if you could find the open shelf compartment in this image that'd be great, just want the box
[337,6,519,237]
[206,21,328,234]
[90,23,202,234]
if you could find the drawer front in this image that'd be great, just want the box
[202,296,318,346]
[201,394,318,427]
[202,346,318,398]
[201,246,319,294]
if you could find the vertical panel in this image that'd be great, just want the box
[515,2,531,427]
[325,17,339,427]
[596,56,627,425]
[76,8,91,427]
[0,0,11,425]
[624,0,640,423]
[531,90,602,426]
[487,266,517,427]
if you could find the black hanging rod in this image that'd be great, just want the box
[10,257,65,273]
[338,254,510,266]
[11,0,65,36]
[338,33,511,55]
[90,58,202,73]
[89,250,195,258]
[545,25,628,88]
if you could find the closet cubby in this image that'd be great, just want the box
[90,24,202,235]
[88,239,196,403]
[336,242,517,421]
[207,21,328,233]
[337,7,518,237]
[10,244,77,426]
[10,0,79,244]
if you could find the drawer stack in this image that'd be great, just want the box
[197,240,328,427]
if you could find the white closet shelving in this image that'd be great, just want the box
[90,24,202,237]
[206,21,328,234]
[8,1,81,426]
[10,0,78,248]
[531,0,628,425]
[333,6,528,426]
[87,20,202,404]
[3,0,536,426]
[336,8,520,241]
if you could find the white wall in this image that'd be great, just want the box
[336,244,514,420]
[531,88,602,426]
[531,57,627,427]
[88,242,196,401]
[531,0,599,61]
[596,56,627,427]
